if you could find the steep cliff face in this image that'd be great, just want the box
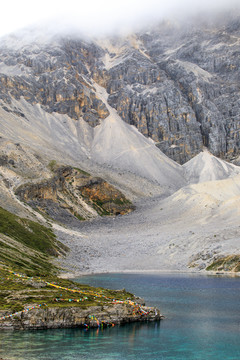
[0,37,108,125]
[0,16,240,164]
[93,18,240,163]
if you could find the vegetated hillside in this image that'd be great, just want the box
[0,206,65,275]
[0,206,139,322]
[0,207,162,330]
[0,184,140,322]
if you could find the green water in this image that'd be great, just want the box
[1,273,240,359]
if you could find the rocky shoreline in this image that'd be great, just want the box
[0,266,163,331]
[0,303,162,330]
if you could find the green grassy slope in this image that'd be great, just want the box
[0,207,134,312]
[0,206,67,276]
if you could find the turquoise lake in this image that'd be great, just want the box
[1,273,240,359]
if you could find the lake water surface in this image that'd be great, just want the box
[1,273,240,359]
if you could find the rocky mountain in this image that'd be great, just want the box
[0,14,240,165]
[0,13,240,276]
[98,17,240,164]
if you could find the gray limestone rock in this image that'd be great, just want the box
[0,304,162,330]
[0,13,240,163]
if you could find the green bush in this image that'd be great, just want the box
[48,160,57,172]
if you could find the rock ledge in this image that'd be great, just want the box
[0,303,162,330]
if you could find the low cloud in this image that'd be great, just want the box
[1,0,240,37]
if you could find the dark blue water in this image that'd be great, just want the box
[1,273,240,360]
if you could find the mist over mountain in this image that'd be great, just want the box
[1,0,239,37]
[0,9,240,275]
[1,11,240,163]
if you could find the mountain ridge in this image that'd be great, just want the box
[1,13,240,163]
[0,16,240,276]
